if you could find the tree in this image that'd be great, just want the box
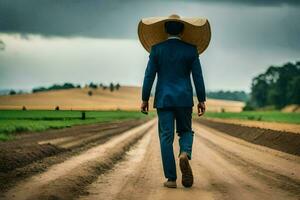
[109,83,114,92]
[89,82,98,89]
[249,61,300,109]
[287,76,300,104]
[9,90,16,95]
[206,90,248,102]
[250,74,269,107]
[32,83,76,93]
[115,83,121,90]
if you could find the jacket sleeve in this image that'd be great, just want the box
[142,47,158,101]
[191,48,206,102]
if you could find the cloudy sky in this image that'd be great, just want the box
[0,0,299,92]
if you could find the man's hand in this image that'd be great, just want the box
[197,102,206,116]
[141,101,149,114]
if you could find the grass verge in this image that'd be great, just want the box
[203,111,300,124]
[0,110,155,141]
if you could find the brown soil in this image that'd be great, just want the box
[78,121,300,200]
[2,119,155,200]
[0,118,148,192]
[1,120,300,200]
[204,117,300,134]
[195,118,300,156]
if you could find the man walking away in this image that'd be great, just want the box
[138,14,211,188]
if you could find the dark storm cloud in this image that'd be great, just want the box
[0,0,300,51]
[0,0,135,38]
[190,0,300,6]
[0,0,299,38]
[0,39,5,50]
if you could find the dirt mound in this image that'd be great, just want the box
[2,120,155,200]
[0,119,149,194]
[204,117,300,134]
[282,104,300,113]
[0,119,146,173]
[0,143,65,173]
[196,119,300,156]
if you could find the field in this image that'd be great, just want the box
[0,110,151,141]
[0,86,246,141]
[0,86,245,112]
[204,111,300,124]
[1,88,300,199]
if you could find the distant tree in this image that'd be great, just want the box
[249,61,300,109]
[9,90,16,95]
[250,74,269,107]
[88,90,93,96]
[22,106,27,111]
[206,90,249,102]
[115,83,121,90]
[109,83,114,92]
[89,82,98,89]
[55,106,60,111]
[32,87,47,93]
[32,83,75,93]
[49,83,75,90]
[287,76,300,104]
[243,101,255,111]
[76,84,81,88]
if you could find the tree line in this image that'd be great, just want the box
[32,83,80,93]
[245,61,300,110]
[206,90,249,102]
[30,82,121,94]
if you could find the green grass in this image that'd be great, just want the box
[0,110,154,141]
[204,111,300,124]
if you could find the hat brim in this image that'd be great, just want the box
[138,17,211,54]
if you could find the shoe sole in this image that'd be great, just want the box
[179,156,193,187]
[163,184,177,188]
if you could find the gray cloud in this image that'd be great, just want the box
[0,0,299,38]
[0,39,5,50]
[0,0,299,52]
[189,0,300,6]
[1,0,299,91]
[0,0,300,51]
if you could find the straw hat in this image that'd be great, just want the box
[138,14,211,54]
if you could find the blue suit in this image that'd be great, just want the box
[142,38,206,107]
[141,38,206,181]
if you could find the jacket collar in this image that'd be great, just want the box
[168,35,181,40]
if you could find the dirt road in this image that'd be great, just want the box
[2,120,300,200]
[80,122,300,200]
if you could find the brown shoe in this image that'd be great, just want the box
[163,180,177,188]
[179,152,193,187]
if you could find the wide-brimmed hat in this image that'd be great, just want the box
[138,14,211,55]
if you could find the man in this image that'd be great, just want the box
[138,14,211,188]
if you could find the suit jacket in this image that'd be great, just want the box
[142,38,206,108]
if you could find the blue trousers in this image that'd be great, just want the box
[157,107,194,181]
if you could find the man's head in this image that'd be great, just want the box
[164,21,184,36]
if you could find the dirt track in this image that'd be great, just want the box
[0,119,148,191]
[2,120,300,200]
